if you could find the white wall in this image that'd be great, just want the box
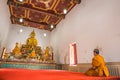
[51,0,120,64]
[0,0,11,54]
[6,25,51,53]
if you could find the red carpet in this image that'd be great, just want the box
[0,68,119,80]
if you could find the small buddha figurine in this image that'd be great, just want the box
[26,30,38,47]
[27,48,36,59]
[44,47,49,56]
[30,50,36,58]
[3,53,8,60]
[13,42,21,54]
[43,47,50,61]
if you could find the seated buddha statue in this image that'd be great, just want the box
[26,30,38,47]
[13,42,21,54]
[27,48,36,59]
[45,47,50,56]
[43,47,50,61]
[30,49,36,58]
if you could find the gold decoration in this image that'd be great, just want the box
[3,30,54,63]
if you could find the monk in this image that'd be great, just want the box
[85,49,109,77]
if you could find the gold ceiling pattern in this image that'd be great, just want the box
[7,0,81,31]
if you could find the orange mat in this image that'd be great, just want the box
[0,68,119,80]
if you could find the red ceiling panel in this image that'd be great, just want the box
[28,10,47,22]
[8,0,81,31]
[10,5,26,18]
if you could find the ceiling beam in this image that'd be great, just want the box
[11,15,53,31]
[10,15,52,28]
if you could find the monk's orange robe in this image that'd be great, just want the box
[85,55,109,77]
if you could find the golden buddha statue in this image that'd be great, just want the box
[27,48,36,59]
[3,53,9,60]
[26,30,38,47]
[30,50,36,58]
[44,47,49,56]
[43,47,50,61]
[13,42,21,54]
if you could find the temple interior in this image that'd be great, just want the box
[0,0,120,79]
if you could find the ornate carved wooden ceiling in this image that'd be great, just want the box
[7,0,81,31]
